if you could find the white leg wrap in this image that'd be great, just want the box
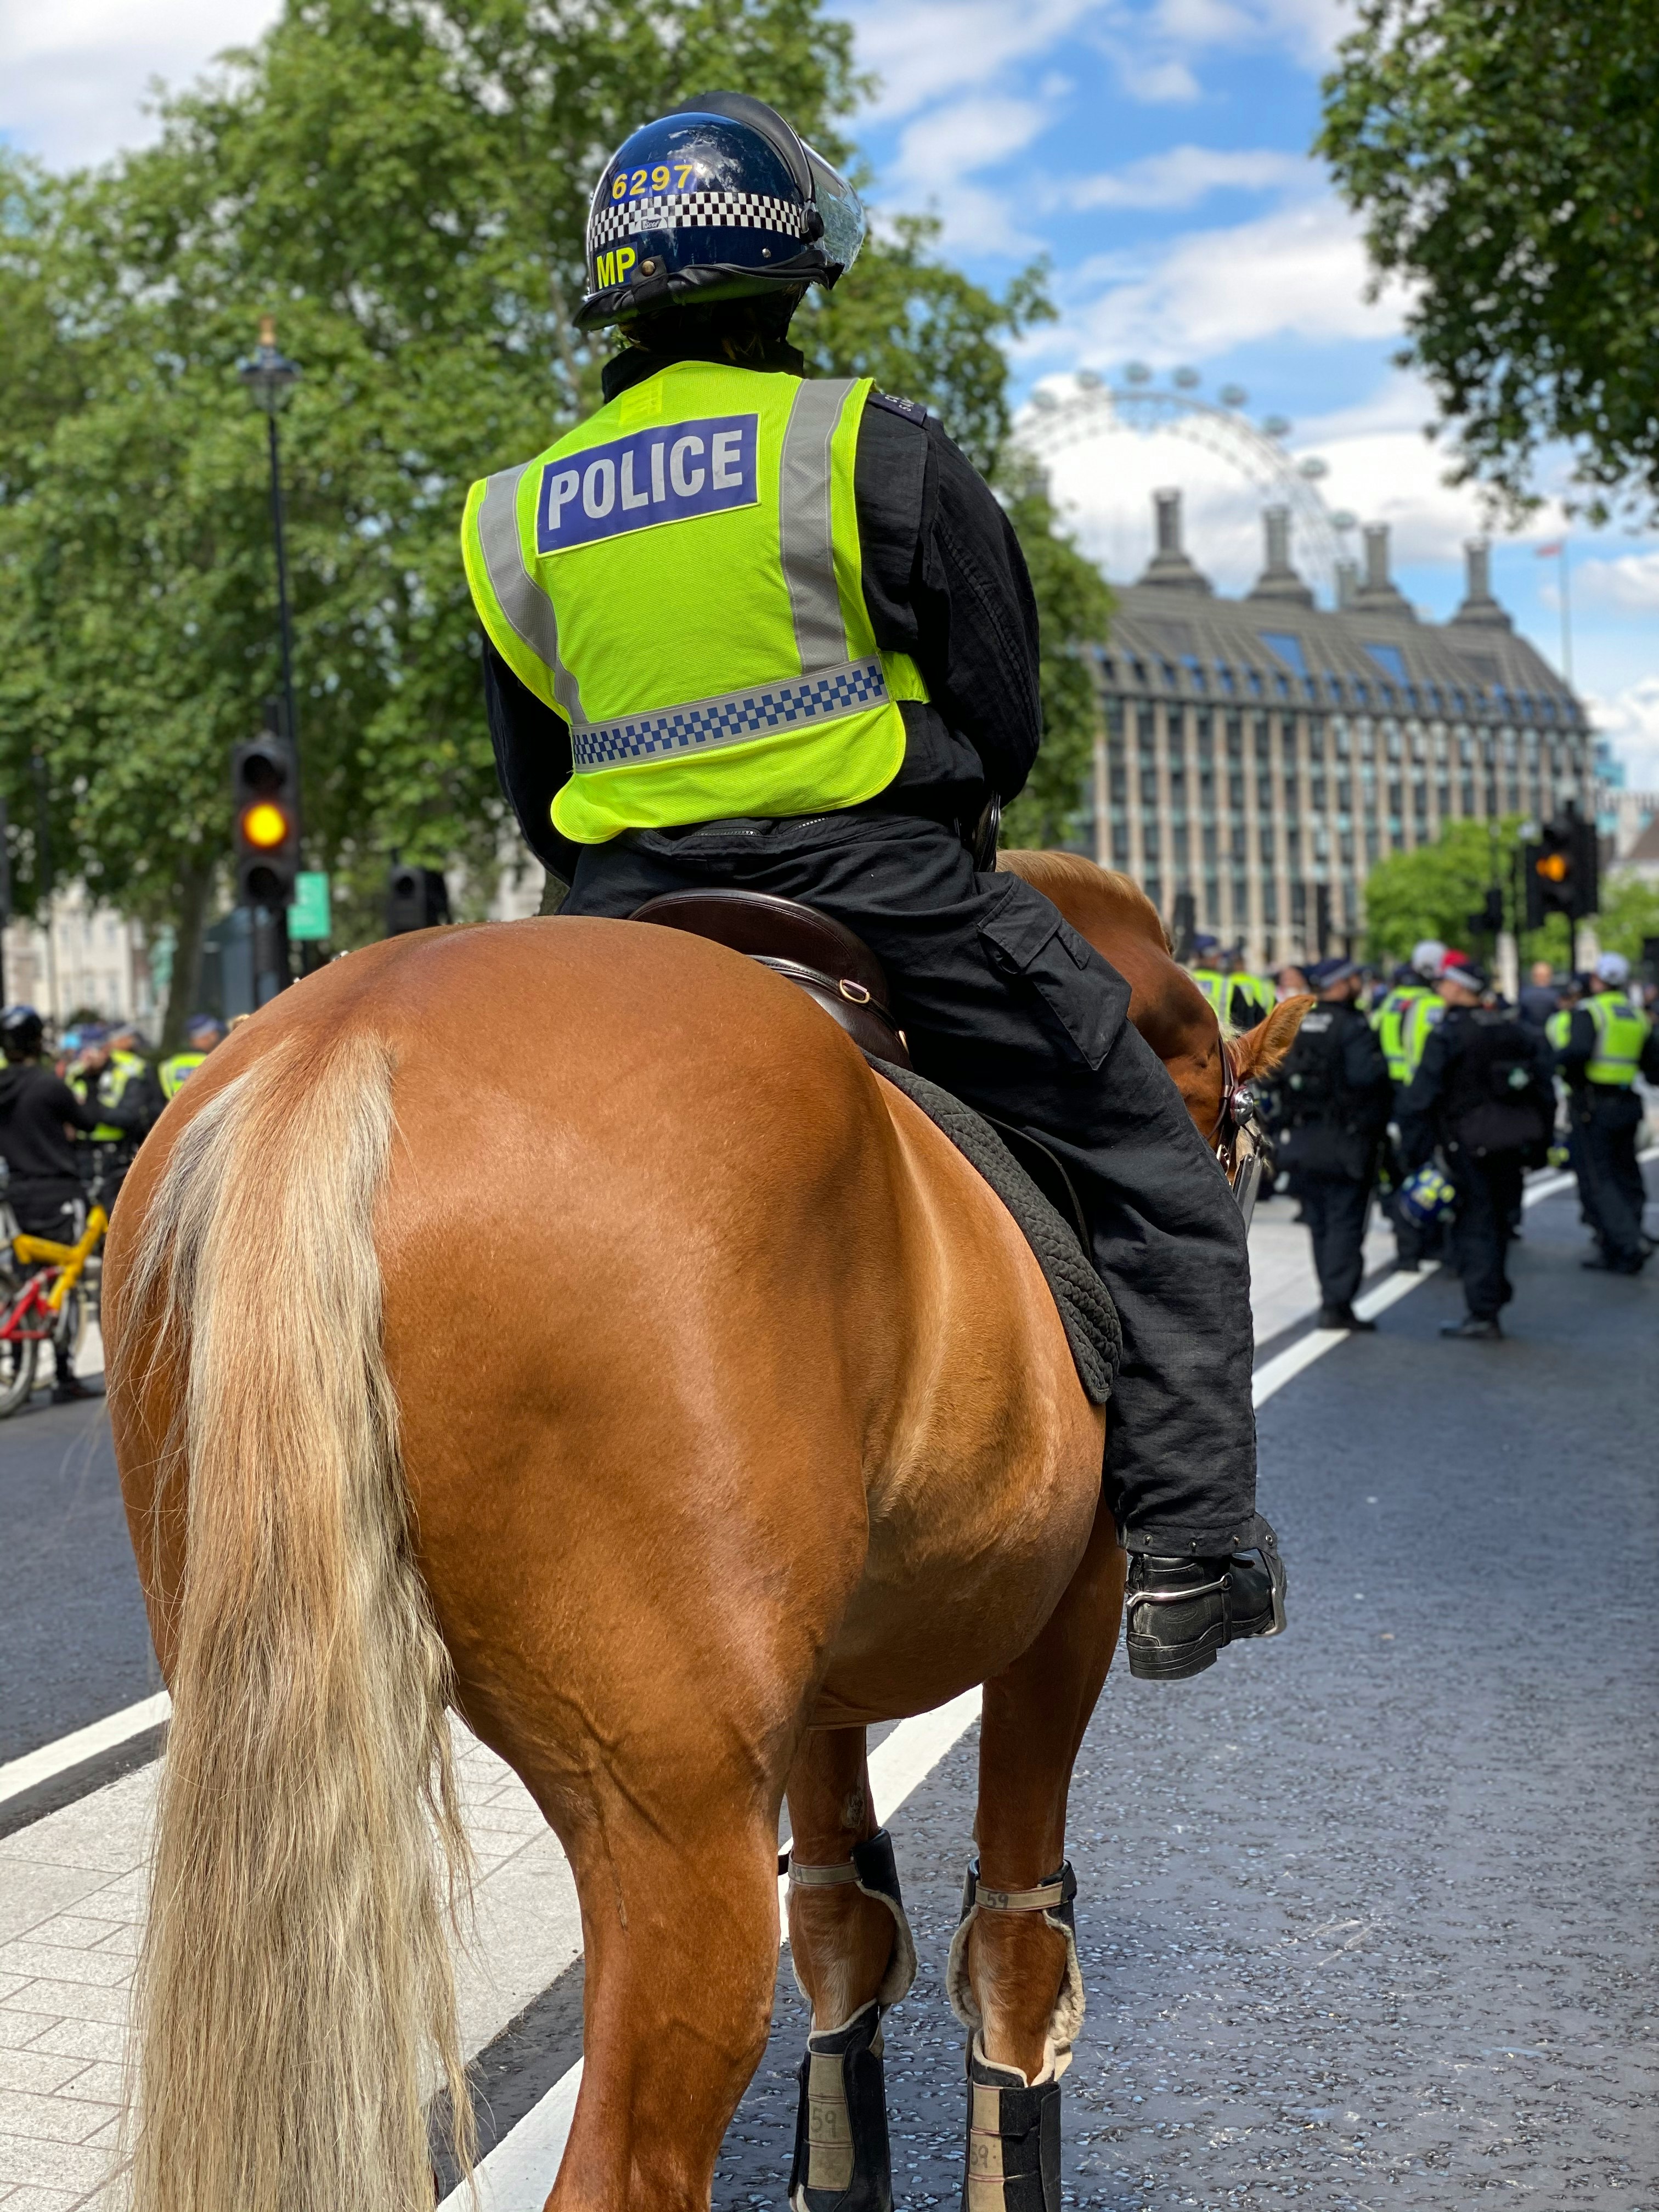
[946,1861,1085,2084]
[787,1827,918,2017]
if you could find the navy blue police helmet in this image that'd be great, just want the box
[1,1005,44,1059]
[578,92,865,331]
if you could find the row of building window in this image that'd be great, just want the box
[1096,649,1578,729]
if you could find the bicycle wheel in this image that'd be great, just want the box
[0,1333,38,1417]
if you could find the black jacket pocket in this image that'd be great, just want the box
[978,890,1121,1070]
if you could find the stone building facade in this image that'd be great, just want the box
[1080,493,1594,967]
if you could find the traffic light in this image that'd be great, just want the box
[233,735,300,909]
[1467,885,1504,940]
[386,865,451,936]
[1523,814,1598,929]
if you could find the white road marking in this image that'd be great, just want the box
[1251,1159,1592,1412]
[437,1688,985,2212]
[0,1688,170,1808]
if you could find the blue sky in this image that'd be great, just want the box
[5,0,1657,783]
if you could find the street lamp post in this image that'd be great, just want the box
[238,315,302,770]
[237,315,302,993]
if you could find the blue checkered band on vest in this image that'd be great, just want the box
[589,191,810,250]
[571,656,889,770]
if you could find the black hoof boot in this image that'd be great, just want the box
[790,1999,891,2212]
[963,2042,1062,2212]
[1124,1541,1286,1680]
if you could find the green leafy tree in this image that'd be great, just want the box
[1,0,1110,1037]
[1362,817,1539,967]
[1319,0,1659,520]
[1596,870,1659,966]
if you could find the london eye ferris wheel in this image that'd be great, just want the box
[1014,364,1357,603]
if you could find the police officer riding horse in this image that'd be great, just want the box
[465,91,1285,1692]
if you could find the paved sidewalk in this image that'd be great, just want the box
[0,1728,580,2208]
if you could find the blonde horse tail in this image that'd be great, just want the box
[115,1031,473,2212]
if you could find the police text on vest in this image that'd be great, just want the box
[536,415,758,552]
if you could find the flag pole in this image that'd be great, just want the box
[1558,541,1572,686]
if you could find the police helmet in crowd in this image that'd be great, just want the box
[1410,939,1447,980]
[578,93,866,330]
[1595,951,1630,986]
[1,1005,44,1060]
[1399,1163,1457,1226]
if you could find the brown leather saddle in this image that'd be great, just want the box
[633,889,913,1070]
[632,888,1090,1250]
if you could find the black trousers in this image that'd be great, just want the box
[1298,1172,1373,1312]
[561,811,1261,1557]
[1572,1090,1647,1265]
[1446,1150,1524,1321]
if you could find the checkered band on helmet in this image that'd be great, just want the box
[577,99,862,329]
[588,190,811,251]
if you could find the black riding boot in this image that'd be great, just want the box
[1124,1538,1286,1680]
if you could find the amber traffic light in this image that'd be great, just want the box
[233,737,300,908]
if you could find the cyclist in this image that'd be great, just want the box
[0,1006,137,1402]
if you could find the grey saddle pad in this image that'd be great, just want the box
[870,1059,1120,1407]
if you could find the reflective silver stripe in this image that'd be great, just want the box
[571,655,888,771]
[779,379,855,673]
[475,465,584,723]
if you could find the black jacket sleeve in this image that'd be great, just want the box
[53,1075,106,1135]
[1397,1025,1452,1171]
[1556,1006,1596,1079]
[854,402,1041,806]
[481,644,583,883]
[1341,1012,1392,1126]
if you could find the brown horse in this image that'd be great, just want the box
[106,856,1306,2212]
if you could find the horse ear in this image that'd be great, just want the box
[1233,994,1315,1080]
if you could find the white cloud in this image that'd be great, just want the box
[1576,551,1659,615]
[885,94,1052,251]
[842,0,1098,123]
[1,0,276,168]
[1038,193,1402,362]
[1589,678,1659,793]
[1056,143,1307,210]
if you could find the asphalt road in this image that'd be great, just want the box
[706,1165,1658,2210]
[5,1168,1655,2209]
[0,1385,161,1765]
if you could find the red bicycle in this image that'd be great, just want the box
[0,1199,106,1417]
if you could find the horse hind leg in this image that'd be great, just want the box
[783,1728,919,2212]
[949,1498,1127,2212]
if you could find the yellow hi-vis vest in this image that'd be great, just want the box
[1372,984,1426,1083]
[1583,990,1647,1086]
[460,363,925,844]
[74,1049,145,1142]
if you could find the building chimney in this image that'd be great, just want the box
[1351,521,1414,618]
[1336,560,1358,611]
[1246,502,1314,607]
[1137,487,1212,594]
[1451,537,1513,630]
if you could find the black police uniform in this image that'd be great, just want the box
[74,1056,162,1214]
[1275,997,1391,1322]
[1399,1006,1554,1324]
[483,334,1270,1581]
[1555,1003,1659,1271]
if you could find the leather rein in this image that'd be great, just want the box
[1211,1030,1266,1229]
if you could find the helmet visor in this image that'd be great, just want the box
[803,144,865,274]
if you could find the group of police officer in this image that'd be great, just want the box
[1250,938,1658,1340]
[0,1003,224,1401]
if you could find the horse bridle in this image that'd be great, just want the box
[1212,1031,1266,1229]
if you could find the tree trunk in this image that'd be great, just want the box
[160,860,213,1055]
